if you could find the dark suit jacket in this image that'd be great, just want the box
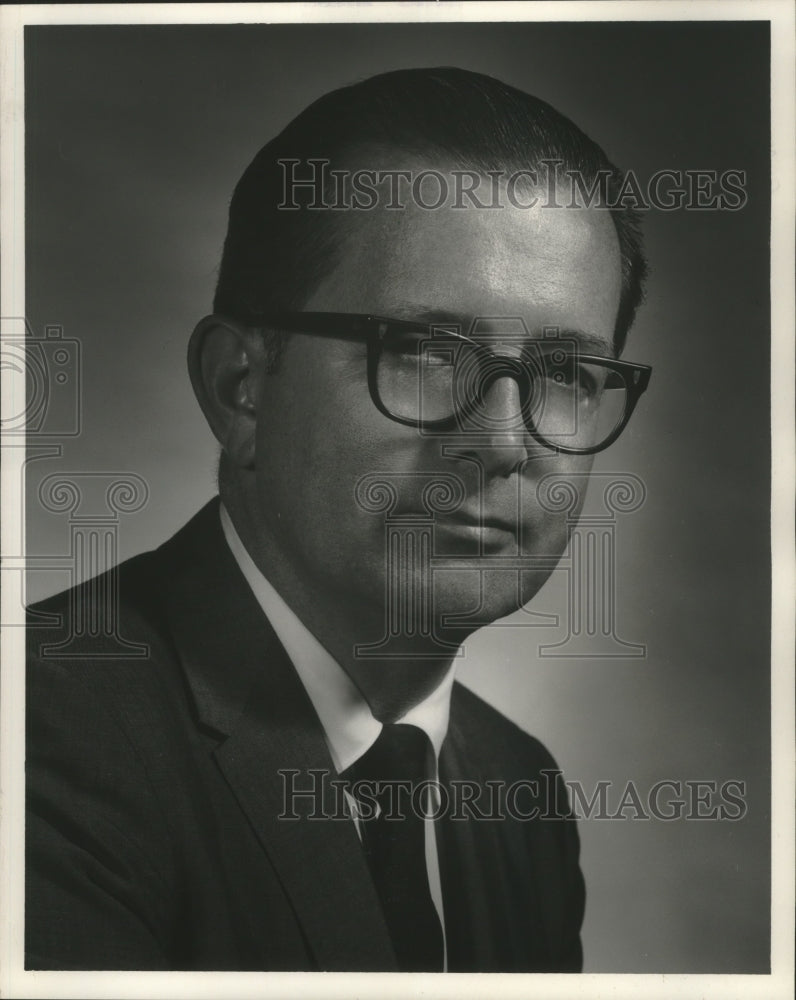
[26,498,585,971]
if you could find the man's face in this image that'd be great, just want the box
[251,178,621,647]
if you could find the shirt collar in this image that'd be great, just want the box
[219,503,455,774]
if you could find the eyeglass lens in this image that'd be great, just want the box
[375,328,630,450]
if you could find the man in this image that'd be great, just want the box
[26,67,650,971]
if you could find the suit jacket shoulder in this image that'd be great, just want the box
[26,499,396,971]
[448,680,564,774]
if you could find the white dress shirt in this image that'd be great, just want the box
[219,504,454,967]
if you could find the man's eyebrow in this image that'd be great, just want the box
[384,306,616,357]
[555,329,616,358]
[388,306,465,326]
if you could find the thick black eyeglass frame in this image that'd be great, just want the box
[258,311,652,455]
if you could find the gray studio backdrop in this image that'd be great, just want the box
[23,21,770,972]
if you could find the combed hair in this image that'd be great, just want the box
[214,66,647,356]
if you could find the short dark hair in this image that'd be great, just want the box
[213,66,647,355]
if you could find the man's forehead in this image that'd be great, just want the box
[304,179,622,349]
[383,189,619,280]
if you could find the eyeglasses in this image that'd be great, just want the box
[260,312,652,455]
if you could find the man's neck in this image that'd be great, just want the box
[221,488,458,722]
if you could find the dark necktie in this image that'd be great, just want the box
[342,722,444,972]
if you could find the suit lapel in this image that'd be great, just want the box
[438,685,568,972]
[437,701,504,970]
[155,499,397,971]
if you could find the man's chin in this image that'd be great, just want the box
[344,563,556,656]
[430,567,548,638]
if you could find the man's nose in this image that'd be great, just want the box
[454,375,530,479]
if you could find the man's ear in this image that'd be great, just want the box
[188,315,265,470]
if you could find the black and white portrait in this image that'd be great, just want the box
[1,4,792,998]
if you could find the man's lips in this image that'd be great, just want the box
[435,507,520,544]
[447,511,517,531]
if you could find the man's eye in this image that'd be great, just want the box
[387,335,458,366]
[422,347,456,367]
[385,334,426,357]
[546,358,599,395]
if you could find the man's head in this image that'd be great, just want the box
[213,66,646,352]
[189,67,648,668]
